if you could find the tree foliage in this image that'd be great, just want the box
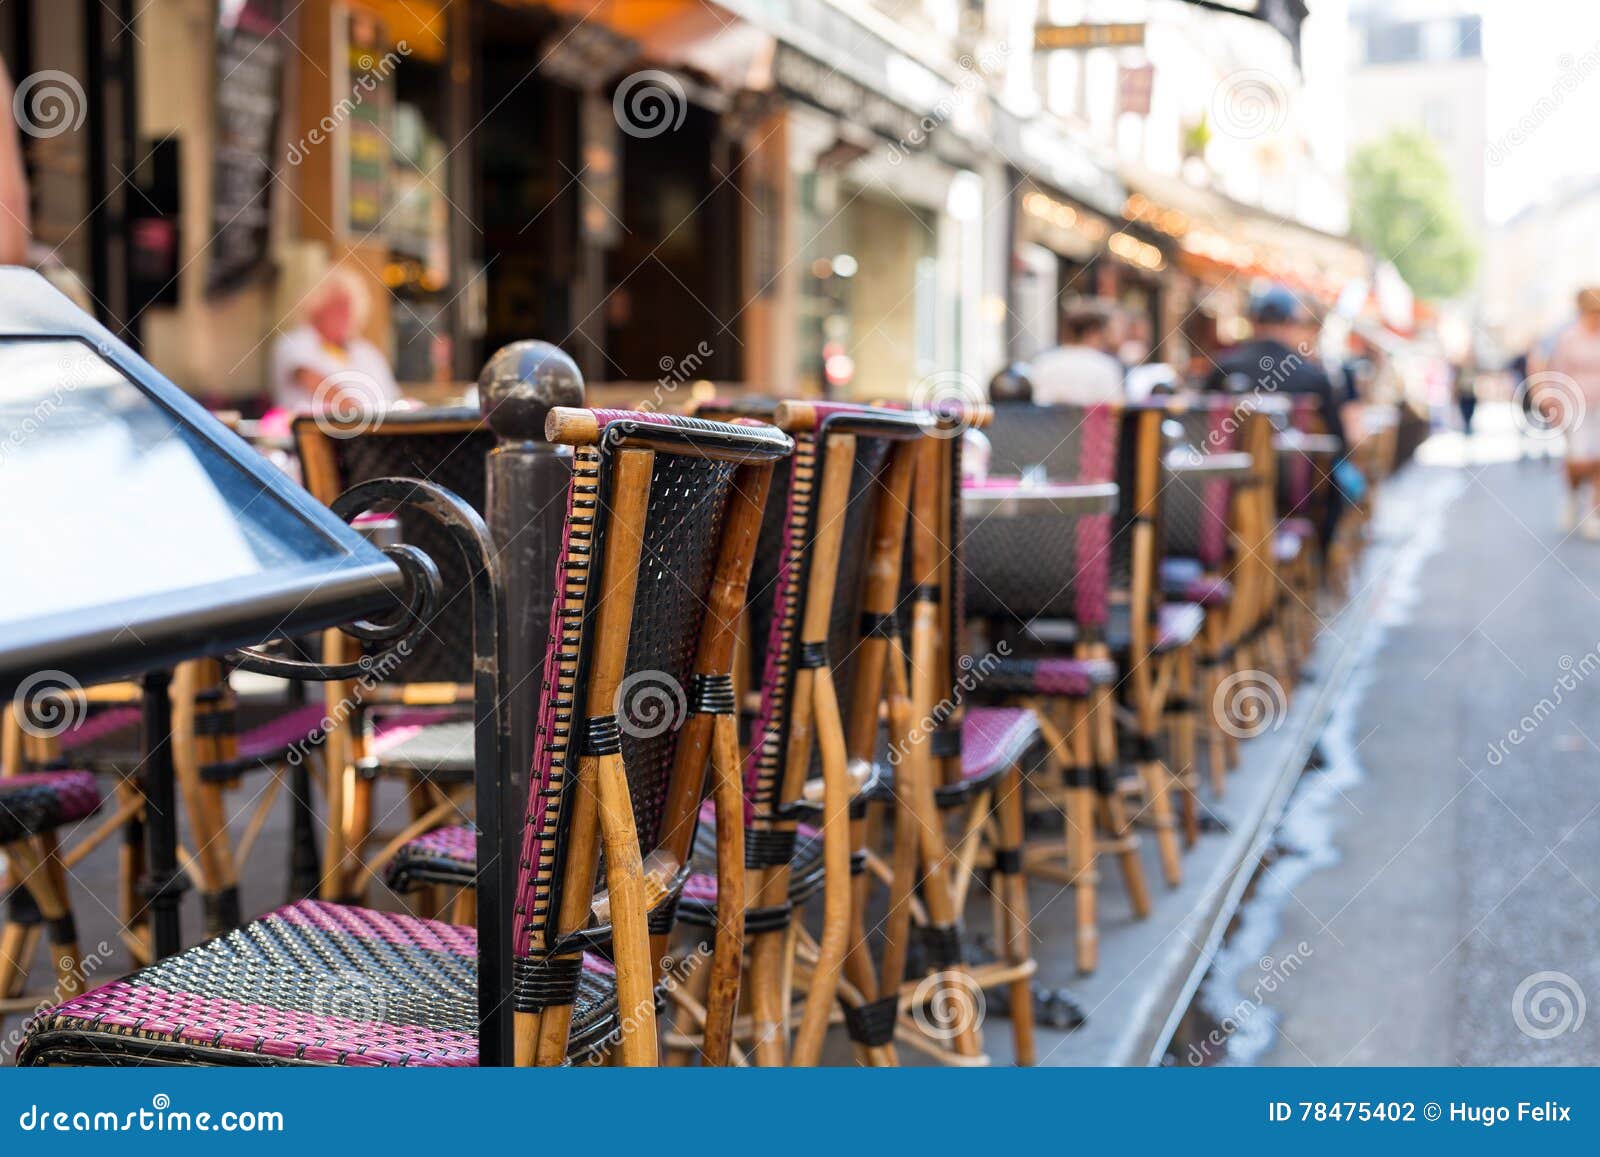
[1347,129,1478,301]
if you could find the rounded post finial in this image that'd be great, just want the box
[478,341,586,441]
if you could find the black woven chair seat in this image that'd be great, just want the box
[17,901,626,1066]
[677,817,826,924]
[0,771,101,843]
[367,719,475,781]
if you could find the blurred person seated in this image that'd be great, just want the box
[1206,285,1349,548]
[1029,299,1125,406]
[269,267,400,418]
[1205,284,1346,456]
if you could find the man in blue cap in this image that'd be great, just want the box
[1205,284,1349,545]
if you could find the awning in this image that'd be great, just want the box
[1178,0,1308,66]
[1119,166,1365,301]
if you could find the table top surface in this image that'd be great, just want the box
[962,478,1120,516]
[1163,449,1255,478]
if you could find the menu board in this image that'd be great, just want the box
[345,11,391,236]
[206,0,283,296]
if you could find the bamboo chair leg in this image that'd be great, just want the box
[994,766,1036,1064]
[595,751,658,1066]
[1066,700,1098,975]
[1171,644,1203,812]
[1136,757,1182,888]
[0,919,27,1005]
[1090,686,1149,918]
[4,837,83,999]
[13,925,44,998]
[700,714,745,1067]
[746,923,788,1065]
[789,668,853,1067]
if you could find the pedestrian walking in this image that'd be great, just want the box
[1543,288,1600,538]
[1452,353,1479,437]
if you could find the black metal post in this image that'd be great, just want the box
[474,341,584,1066]
[138,668,188,959]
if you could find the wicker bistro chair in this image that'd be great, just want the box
[293,409,494,904]
[2,664,382,949]
[18,407,792,1067]
[0,766,103,1023]
[971,402,1200,896]
[851,408,1045,1063]
[376,409,793,1068]
[4,688,148,979]
[1160,398,1286,792]
[678,398,930,1066]
[963,403,1159,974]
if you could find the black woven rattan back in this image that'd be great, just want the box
[967,403,1121,630]
[296,412,494,684]
[743,430,893,816]
[514,409,791,966]
[615,451,738,848]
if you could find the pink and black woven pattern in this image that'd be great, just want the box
[18,901,621,1066]
[1162,401,1240,572]
[386,821,476,892]
[866,707,1042,807]
[977,657,1118,699]
[0,771,101,844]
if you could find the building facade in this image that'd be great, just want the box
[3,0,1365,408]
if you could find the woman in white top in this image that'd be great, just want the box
[270,267,400,415]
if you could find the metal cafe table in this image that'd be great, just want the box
[962,478,1121,519]
[0,269,408,963]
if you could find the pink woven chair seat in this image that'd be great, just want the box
[18,900,622,1067]
[863,706,1042,810]
[54,706,142,754]
[0,771,102,843]
[1274,533,1305,564]
[1159,559,1234,607]
[958,707,1044,784]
